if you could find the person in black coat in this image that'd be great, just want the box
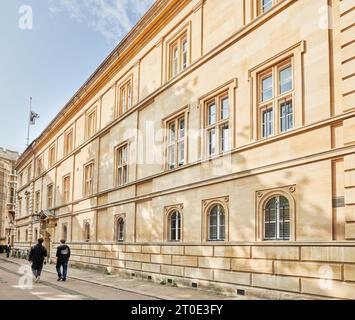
[5,244,11,258]
[56,239,71,282]
[29,238,47,282]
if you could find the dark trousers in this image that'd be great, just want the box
[56,261,68,280]
[6,252,10,258]
[31,263,44,278]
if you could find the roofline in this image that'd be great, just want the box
[16,0,174,167]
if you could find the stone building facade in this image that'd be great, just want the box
[0,148,18,248]
[14,0,355,299]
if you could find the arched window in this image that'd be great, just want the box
[208,204,225,241]
[84,222,90,242]
[264,196,290,240]
[168,211,181,242]
[116,218,125,242]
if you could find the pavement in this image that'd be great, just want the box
[0,254,241,300]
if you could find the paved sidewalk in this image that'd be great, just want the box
[3,255,243,300]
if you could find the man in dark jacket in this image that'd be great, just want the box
[29,238,47,283]
[56,239,71,282]
[5,244,11,258]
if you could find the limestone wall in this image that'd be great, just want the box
[52,242,355,299]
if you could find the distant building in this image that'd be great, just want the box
[14,0,355,299]
[0,148,19,247]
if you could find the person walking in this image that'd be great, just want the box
[56,239,71,282]
[29,238,47,283]
[5,243,11,258]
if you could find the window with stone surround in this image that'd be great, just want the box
[64,128,74,156]
[167,115,186,170]
[115,144,128,187]
[249,42,305,142]
[86,108,97,140]
[163,106,189,171]
[202,197,229,242]
[83,221,90,242]
[36,156,43,177]
[83,162,94,197]
[115,216,125,242]
[35,191,40,212]
[165,23,191,82]
[47,184,54,208]
[199,80,237,159]
[63,174,71,204]
[256,186,296,241]
[118,78,133,115]
[48,144,56,168]
[257,60,294,139]
[205,93,230,156]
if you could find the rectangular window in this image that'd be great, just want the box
[279,65,293,94]
[64,129,73,156]
[84,163,94,197]
[63,175,71,204]
[169,33,189,79]
[208,129,216,156]
[261,0,273,13]
[205,93,230,156]
[19,173,23,187]
[182,37,188,70]
[36,157,43,176]
[280,100,293,133]
[119,80,133,115]
[47,184,53,208]
[261,74,273,102]
[49,145,56,167]
[166,115,186,170]
[35,191,40,212]
[172,44,179,78]
[86,109,97,139]
[261,107,274,138]
[116,145,128,186]
[258,59,294,139]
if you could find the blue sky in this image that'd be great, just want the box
[0,0,154,153]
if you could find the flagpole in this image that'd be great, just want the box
[26,97,32,147]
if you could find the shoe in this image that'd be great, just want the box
[36,277,41,283]
[57,277,62,281]
[62,278,66,282]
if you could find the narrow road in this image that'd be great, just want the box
[0,259,158,300]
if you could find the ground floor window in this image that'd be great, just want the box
[208,204,225,241]
[116,218,125,242]
[84,222,90,242]
[168,211,181,242]
[264,195,290,240]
